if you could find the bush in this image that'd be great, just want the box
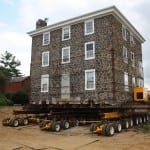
[0,94,7,106]
[12,91,29,105]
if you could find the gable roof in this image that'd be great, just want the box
[28,6,145,43]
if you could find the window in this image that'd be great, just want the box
[122,25,127,40]
[124,72,128,91]
[85,41,95,60]
[42,51,49,67]
[85,19,94,35]
[62,47,70,64]
[132,76,136,87]
[131,52,135,67]
[138,61,144,77]
[137,78,144,87]
[85,69,95,90]
[41,74,49,92]
[130,32,135,45]
[43,32,50,45]
[62,26,70,41]
[123,46,128,63]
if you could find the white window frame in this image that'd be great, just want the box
[62,26,70,41]
[122,25,127,40]
[85,69,95,90]
[130,32,135,45]
[131,52,135,67]
[137,78,144,87]
[42,51,49,67]
[62,46,70,64]
[124,72,129,91]
[132,76,136,87]
[123,46,128,63]
[138,61,144,78]
[43,32,50,45]
[85,41,95,60]
[84,19,94,35]
[41,74,49,92]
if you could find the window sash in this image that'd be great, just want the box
[131,52,135,67]
[123,46,128,63]
[62,26,70,40]
[85,69,95,90]
[43,32,50,45]
[85,20,94,35]
[62,47,70,63]
[122,25,127,40]
[41,75,49,92]
[85,42,95,60]
[124,72,128,91]
[42,52,49,66]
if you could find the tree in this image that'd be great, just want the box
[0,66,11,92]
[0,51,22,77]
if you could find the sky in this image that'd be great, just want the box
[0,0,150,88]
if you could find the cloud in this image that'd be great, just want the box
[0,31,31,75]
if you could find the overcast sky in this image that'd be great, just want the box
[0,0,150,88]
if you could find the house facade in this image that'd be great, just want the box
[28,6,145,105]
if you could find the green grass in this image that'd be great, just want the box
[133,123,150,133]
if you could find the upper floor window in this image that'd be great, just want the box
[138,61,144,78]
[42,51,49,67]
[43,32,50,45]
[41,74,49,92]
[62,46,70,64]
[122,25,127,40]
[62,26,70,41]
[130,32,135,45]
[132,76,136,87]
[85,41,95,60]
[85,69,95,90]
[131,52,135,67]
[85,19,94,35]
[124,72,129,91]
[137,78,144,87]
[123,46,128,63]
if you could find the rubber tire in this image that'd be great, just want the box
[61,120,70,129]
[129,119,133,128]
[10,118,19,127]
[101,124,107,135]
[51,122,61,132]
[122,119,129,129]
[23,118,29,125]
[105,124,115,136]
[134,117,139,125]
[114,122,122,133]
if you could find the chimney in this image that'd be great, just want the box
[36,18,48,29]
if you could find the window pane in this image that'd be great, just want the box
[85,70,95,90]
[62,47,70,63]
[85,20,94,35]
[41,75,49,92]
[43,33,50,45]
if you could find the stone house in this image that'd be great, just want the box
[28,6,145,105]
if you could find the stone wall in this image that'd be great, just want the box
[30,14,143,105]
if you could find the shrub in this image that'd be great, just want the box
[0,94,7,106]
[12,91,29,105]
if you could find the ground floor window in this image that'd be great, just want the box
[85,69,95,90]
[124,72,128,91]
[41,74,49,92]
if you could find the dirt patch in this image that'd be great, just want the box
[0,106,150,150]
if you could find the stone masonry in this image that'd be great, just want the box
[28,6,145,105]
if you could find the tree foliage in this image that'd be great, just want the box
[0,66,11,92]
[0,51,22,77]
